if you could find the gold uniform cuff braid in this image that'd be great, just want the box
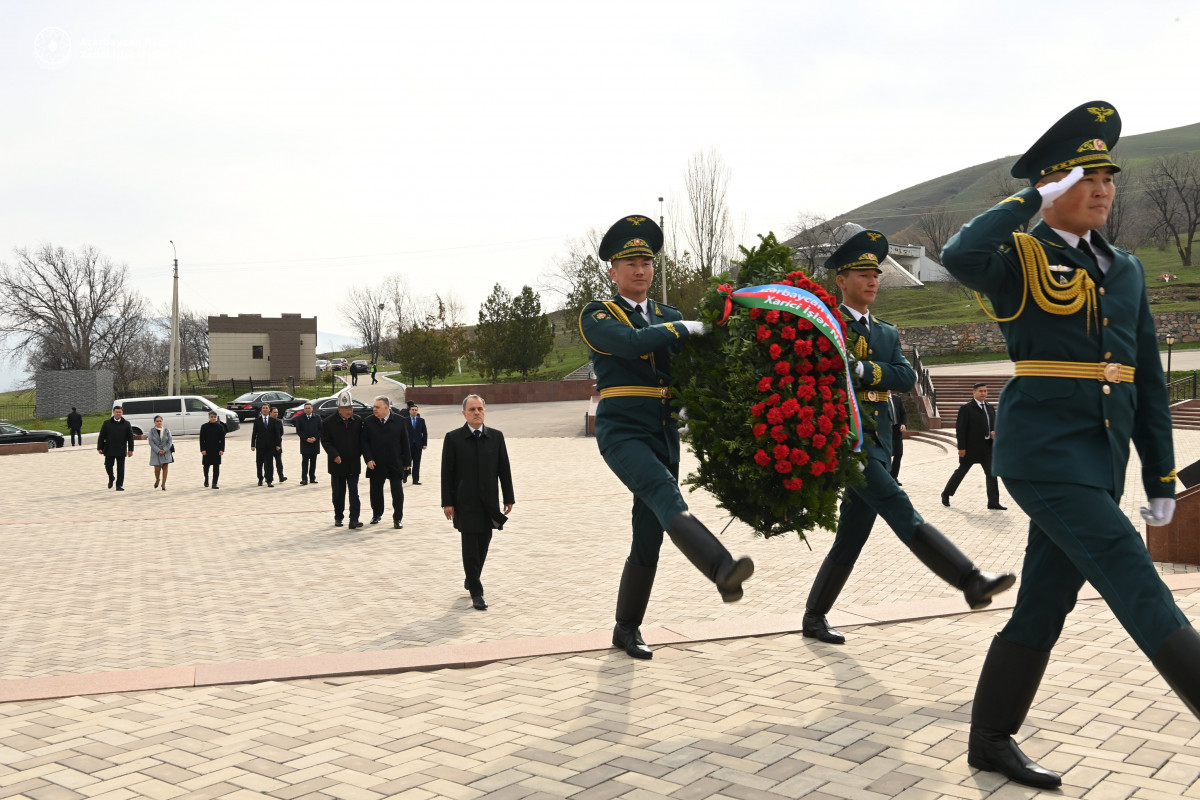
[1161,469,1178,484]
[599,386,675,400]
[1013,360,1135,383]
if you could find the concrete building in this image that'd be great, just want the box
[208,314,317,382]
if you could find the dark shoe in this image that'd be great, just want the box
[941,493,950,507]
[108,477,114,489]
[115,487,125,491]
[393,521,403,529]
[464,579,470,591]
[267,483,274,487]
[667,512,753,602]
[259,480,263,486]
[471,594,488,610]
[279,476,287,483]
[300,480,308,486]
[412,481,421,485]
[334,520,344,527]
[154,479,159,488]
[349,520,364,529]
[967,731,1061,789]
[204,479,209,487]
[987,504,1008,510]
[802,612,846,644]
[310,479,318,484]
[212,485,219,490]
[1150,625,1200,719]
[613,622,652,659]
[909,523,1015,609]
[370,516,381,525]
[802,559,854,644]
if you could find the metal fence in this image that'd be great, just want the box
[0,403,36,421]
[911,345,938,418]
[1167,371,1198,403]
[192,373,343,398]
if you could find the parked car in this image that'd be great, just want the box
[315,359,331,372]
[281,395,375,425]
[329,358,349,371]
[0,423,65,449]
[226,391,309,421]
[116,396,241,435]
[351,359,370,372]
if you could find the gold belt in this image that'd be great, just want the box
[599,386,674,400]
[857,390,892,403]
[1014,360,1135,383]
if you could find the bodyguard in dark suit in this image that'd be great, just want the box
[199,411,225,488]
[888,393,906,481]
[250,403,283,486]
[270,407,288,482]
[294,402,323,485]
[320,390,364,528]
[97,406,134,490]
[441,394,515,610]
[360,394,411,528]
[406,403,428,484]
[943,101,1198,788]
[802,230,1014,646]
[941,383,1004,509]
[67,407,83,446]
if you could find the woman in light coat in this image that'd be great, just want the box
[148,415,174,490]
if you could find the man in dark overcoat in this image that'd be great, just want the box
[67,407,83,446]
[250,403,283,486]
[441,394,515,610]
[199,410,225,489]
[406,402,428,484]
[941,382,1004,509]
[320,389,364,528]
[889,393,906,482]
[294,402,323,485]
[360,394,411,528]
[97,405,134,490]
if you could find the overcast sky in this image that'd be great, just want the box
[1,0,1196,386]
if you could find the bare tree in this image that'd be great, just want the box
[787,211,838,274]
[1144,153,1200,267]
[683,148,733,278]
[540,230,610,337]
[913,206,965,264]
[339,282,391,362]
[0,244,148,372]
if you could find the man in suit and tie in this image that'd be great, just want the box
[441,394,515,610]
[250,402,283,487]
[889,393,907,483]
[361,394,411,528]
[406,402,428,485]
[941,382,1005,509]
[294,402,323,485]
[67,407,83,446]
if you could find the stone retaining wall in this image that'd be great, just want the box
[35,369,114,418]
[0,443,49,456]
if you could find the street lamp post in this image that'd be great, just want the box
[168,241,180,395]
[376,303,385,364]
[659,196,666,305]
[1166,333,1176,380]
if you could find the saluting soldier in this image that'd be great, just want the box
[943,101,1199,789]
[580,214,754,660]
[802,230,1015,644]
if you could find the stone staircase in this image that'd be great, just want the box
[1171,400,1200,431]
[563,362,595,381]
[928,375,1012,419]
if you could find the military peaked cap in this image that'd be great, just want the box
[1012,101,1122,183]
[826,229,888,273]
[598,214,663,262]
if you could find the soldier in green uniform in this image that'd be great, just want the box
[580,214,754,660]
[802,230,1016,644]
[943,101,1199,789]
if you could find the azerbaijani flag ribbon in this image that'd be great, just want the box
[717,283,864,451]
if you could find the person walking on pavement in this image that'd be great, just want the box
[349,361,359,386]
[67,407,83,446]
[370,362,378,384]
[889,393,907,483]
[320,389,365,528]
[580,214,754,660]
[941,382,1005,509]
[97,405,134,491]
[943,101,1200,789]
[407,403,428,484]
[148,415,174,491]
[251,403,283,486]
[199,410,225,489]
[442,394,515,610]
[801,229,1015,647]
[294,402,322,485]
[270,407,288,483]
[361,394,411,528]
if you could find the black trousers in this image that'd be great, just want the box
[301,453,318,481]
[70,428,82,446]
[890,427,903,479]
[273,449,286,478]
[351,374,358,385]
[461,529,493,596]
[408,449,423,483]
[943,447,999,506]
[331,474,361,522]
[256,453,275,484]
[368,469,404,521]
[104,455,126,488]
[203,464,221,485]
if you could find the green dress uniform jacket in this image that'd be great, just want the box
[844,307,916,467]
[942,186,1174,500]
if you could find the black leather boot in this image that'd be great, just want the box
[802,558,853,644]
[964,638,1060,786]
[1151,625,1200,720]
[968,635,1060,788]
[667,513,754,602]
[612,559,656,659]
[909,523,1015,609]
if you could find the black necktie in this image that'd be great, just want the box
[473,429,482,439]
[981,403,991,437]
[634,304,644,323]
[1077,238,1098,267]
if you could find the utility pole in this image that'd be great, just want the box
[169,241,181,395]
[659,196,666,304]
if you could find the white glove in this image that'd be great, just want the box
[854,361,865,379]
[677,407,689,436]
[1140,497,1176,527]
[1037,166,1084,210]
[681,320,708,335]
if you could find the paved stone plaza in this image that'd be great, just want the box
[0,400,1197,798]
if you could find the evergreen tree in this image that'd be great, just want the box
[473,283,513,383]
[508,286,554,381]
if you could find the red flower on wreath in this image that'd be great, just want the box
[769,343,782,359]
[757,376,773,392]
[765,310,780,323]
[766,407,785,425]
[811,433,826,449]
[791,448,810,465]
[810,461,827,476]
[754,449,770,466]
[771,425,789,443]
[783,477,803,491]
[774,459,792,473]
[780,326,796,341]
[817,415,833,434]
[752,423,767,438]
[773,444,790,460]
[774,361,791,376]
[756,326,772,342]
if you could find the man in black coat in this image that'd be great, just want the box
[199,411,225,489]
[942,382,1006,509]
[250,403,284,487]
[67,407,83,446]
[441,394,515,610]
[97,405,134,490]
[320,390,365,528]
[406,402,428,484]
[889,393,907,482]
[349,361,359,386]
[360,394,411,528]
[294,402,323,485]
[270,407,288,482]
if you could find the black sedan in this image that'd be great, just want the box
[281,395,376,425]
[227,391,310,421]
[0,423,65,449]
